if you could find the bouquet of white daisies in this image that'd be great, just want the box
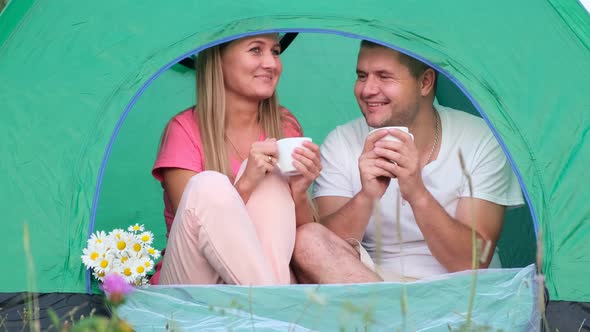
[81,224,161,285]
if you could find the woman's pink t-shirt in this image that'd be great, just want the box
[150,107,303,283]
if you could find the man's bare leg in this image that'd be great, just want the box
[291,223,382,284]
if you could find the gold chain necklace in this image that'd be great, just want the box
[225,135,247,161]
[426,109,440,164]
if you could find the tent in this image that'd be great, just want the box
[1,0,589,330]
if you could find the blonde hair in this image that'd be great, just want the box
[194,42,284,178]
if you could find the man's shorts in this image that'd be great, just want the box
[345,238,418,282]
[345,238,502,282]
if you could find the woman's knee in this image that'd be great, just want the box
[182,171,237,209]
[186,171,231,188]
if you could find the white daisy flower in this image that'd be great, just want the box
[81,246,102,268]
[122,257,145,282]
[131,258,148,277]
[121,269,136,283]
[83,225,158,286]
[118,254,130,265]
[139,256,154,274]
[147,247,161,260]
[94,256,111,273]
[120,258,137,283]
[112,231,133,253]
[88,231,108,247]
[138,231,154,245]
[128,223,144,233]
[128,238,144,257]
[108,228,125,241]
[92,269,107,282]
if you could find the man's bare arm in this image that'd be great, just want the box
[410,193,506,271]
[315,130,396,241]
[315,193,375,241]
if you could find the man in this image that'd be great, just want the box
[292,40,524,283]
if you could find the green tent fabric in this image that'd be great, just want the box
[1,0,589,315]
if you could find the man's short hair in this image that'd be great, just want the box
[360,40,433,80]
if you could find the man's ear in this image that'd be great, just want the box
[420,68,436,97]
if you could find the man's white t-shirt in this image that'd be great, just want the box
[312,105,525,280]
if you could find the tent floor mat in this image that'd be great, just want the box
[0,292,109,331]
[545,300,590,331]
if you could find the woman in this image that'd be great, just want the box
[151,33,321,285]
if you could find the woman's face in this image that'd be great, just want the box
[221,34,282,103]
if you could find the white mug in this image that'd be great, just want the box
[368,126,414,142]
[276,137,312,176]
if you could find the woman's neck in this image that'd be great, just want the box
[224,96,262,162]
[225,95,260,131]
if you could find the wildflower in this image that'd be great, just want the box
[133,260,146,276]
[116,257,136,283]
[137,256,153,274]
[128,223,144,233]
[138,231,154,245]
[142,257,154,273]
[88,230,108,246]
[121,267,135,283]
[82,224,158,286]
[120,255,129,264]
[147,247,161,260]
[130,240,143,256]
[92,270,106,282]
[100,273,134,306]
[81,246,102,268]
[109,228,125,240]
[95,256,111,273]
[112,232,132,254]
